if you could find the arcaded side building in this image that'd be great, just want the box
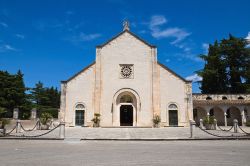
[59,23,193,127]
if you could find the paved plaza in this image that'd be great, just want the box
[0,140,250,166]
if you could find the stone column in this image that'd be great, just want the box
[205,106,210,117]
[224,111,228,127]
[13,108,19,119]
[59,82,67,122]
[221,106,228,127]
[239,106,246,127]
[30,108,37,119]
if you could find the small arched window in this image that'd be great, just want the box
[206,96,212,100]
[120,95,133,103]
[222,96,227,100]
[75,104,85,110]
[168,104,178,110]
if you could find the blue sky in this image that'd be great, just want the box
[0,0,250,92]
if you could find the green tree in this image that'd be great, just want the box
[220,34,250,93]
[0,70,29,117]
[30,81,60,118]
[198,35,250,94]
[197,41,228,93]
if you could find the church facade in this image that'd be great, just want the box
[59,23,250,127]
[59,23,193,127]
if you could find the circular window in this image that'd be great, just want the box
[121,65,132,78]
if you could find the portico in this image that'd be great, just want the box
[193,94,250,126]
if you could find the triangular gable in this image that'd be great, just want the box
[96,30,156,48]
[157,62,191,83]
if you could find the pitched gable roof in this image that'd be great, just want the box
[157,62,191,83]
[61,62,95,83]
[96,30,156,48]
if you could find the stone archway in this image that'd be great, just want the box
[227,106,242,126]
[211,107,225,126]
[193,106,206,125]
[112,88,140,127]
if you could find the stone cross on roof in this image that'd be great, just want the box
[123,20,130,31]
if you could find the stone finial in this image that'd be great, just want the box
[13,108,19,119]
[123,20,130,31]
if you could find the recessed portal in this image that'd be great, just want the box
[120,105,133,126]
[75,110,84,126]
[169,110,178,126]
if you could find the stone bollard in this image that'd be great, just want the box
[16,120,21,133]
[200,119,204,129]
[13,108,19,119]
[233,119,238,133]
[36,119,41,130]
[59,122,66,139]
[189,120,196,138]
[214,119,217,130]
[0,128,6,136]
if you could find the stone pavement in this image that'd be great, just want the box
[1,140,250,166]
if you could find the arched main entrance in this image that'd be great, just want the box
[112,88,140,127]
[120,105,133,126]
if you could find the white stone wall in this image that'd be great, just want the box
[64,64,95,126]
[159,65,192,126]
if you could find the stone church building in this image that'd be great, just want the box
[59,22,250,127]
[59,22,193,127]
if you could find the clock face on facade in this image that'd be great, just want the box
[120,64,133,78]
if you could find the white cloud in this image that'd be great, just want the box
[66,32,101,44]
[246,32,250,47]
[186,74,202,82]
[0,44,17,52]
[148,15,191,44]
[202,43,209,54]
[15,34,25,39]
[152,27,191,44]
[0,22,8,28]
[79,33,101,41]
[246,32,250,40]
[149,15,167,29]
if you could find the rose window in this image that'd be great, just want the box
[120,65,133,78]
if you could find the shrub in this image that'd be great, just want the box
[38,107,58,118]
[152,114,161,127]
[91,113,101,127]
[203,116,215,124]
[40,112,53,125]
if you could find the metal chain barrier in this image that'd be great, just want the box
[217,125,234,132]
[0,125,17,136]
[196,126,238,138]
[8,124,61,138]
[20,121,40,132]
[237,125,250,135]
